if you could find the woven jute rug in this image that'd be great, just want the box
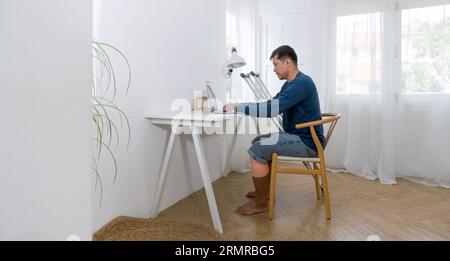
[93,216,224,241]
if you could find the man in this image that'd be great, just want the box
[224,45,324,215]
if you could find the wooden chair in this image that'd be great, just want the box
[268,113,341,221]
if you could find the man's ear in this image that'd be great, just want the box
[285,59,292,67]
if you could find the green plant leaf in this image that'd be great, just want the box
[94,41,132,95]
[91,40,132,206]
[93,138,118,184]
[94,42,117,99]
[92,157,103,207]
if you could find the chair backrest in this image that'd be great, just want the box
[321,113,340,150]
[295,113,340,157]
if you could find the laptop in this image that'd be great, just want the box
[205,81,238,114]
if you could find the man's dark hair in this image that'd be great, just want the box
[270,45,298,66]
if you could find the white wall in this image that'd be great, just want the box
[0,0,93,240]
[93,0,228,230]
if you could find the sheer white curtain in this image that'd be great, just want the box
[226,0,257,102]
[324,0,450,187]
[226,0,258,172]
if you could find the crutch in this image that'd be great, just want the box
[240,73,265,102]
[250,71,272,99]
[239,73,263,134]
[240,73,283,131]
[249,72,283,129]
[241,73,267,102]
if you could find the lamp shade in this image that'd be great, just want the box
[226,47,246,69]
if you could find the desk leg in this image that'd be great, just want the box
[151,125,179,218]
[191,126,223,234]
[223,116,241,177]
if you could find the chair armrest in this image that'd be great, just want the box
[295,114,340,129]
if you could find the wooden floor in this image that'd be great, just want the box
[156,171,450,240]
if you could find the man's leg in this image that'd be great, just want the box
[246,160,271,198]
[245,133,275,198]
[238,132,317,215]
[236,159,271,215]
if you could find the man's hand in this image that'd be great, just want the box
[223,103,239,112]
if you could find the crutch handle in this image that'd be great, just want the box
[250,71,260,77]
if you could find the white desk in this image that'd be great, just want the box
[146,111,244,233]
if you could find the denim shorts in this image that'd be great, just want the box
[248,132,317,164]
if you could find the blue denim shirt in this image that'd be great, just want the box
[237,71,324,151]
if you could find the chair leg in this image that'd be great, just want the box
[268,154,278,220]
[320,168,331,220]
[313,174,321,200]
[312,163,321,200]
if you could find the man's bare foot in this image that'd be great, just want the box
[246,191,256,198]
[235,199,268,215]
[245,191,269,199]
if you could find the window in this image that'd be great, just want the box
[402,4,450,94]
[334,2,450,96]
[336,13,383,94]
[226,10,238,55]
